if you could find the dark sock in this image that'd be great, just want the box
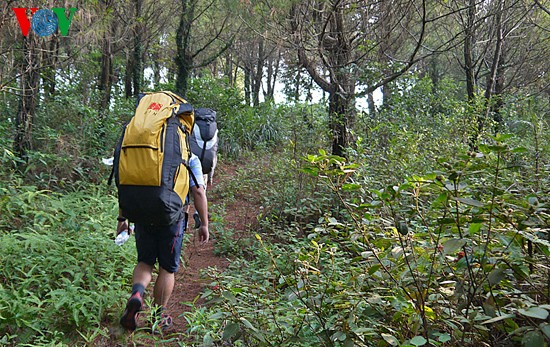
[131,283,145,298]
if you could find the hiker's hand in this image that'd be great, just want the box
[116,220,129,236]
[198,225,209,244]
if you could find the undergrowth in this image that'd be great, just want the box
[182,92,549,346]
[0,181,134,346]
[184,134,549,347]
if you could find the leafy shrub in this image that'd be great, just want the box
[193,136,548,346]
[182,89,549,346]
[35,93,131,157]
[353,77,473,183]
[289,137,548,346]
[0,182,133,346]
[215,102,290,158]
[17,92,136,190]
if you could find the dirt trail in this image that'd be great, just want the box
[168,160,251,333]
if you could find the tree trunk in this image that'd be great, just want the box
[265,56,274,100]
[265,51,280,101]
[367,92,376,117]
[485,0,505,132]
[470,0,505,148]
[133,0,143,96]
[378,0,393,108]
[124,49,133,98]
[152,57,161,89]
[429,54,440,89]
[175,52,192,97]
[293,1,354,156]
[329,92,352,157]
[464,0,476,101]
[225,52,233,86]
[14,34,40,161]
[42,34,59,101]
[98,30,113,111]
[327,8,353,157]
[233,64,239,88]
[97,1,114,147]
[244,64,251,105]
[381,85,392,106]
[492,48,506,126]
[175,0,195,97]
[293,69,301,103]
[99,0,114,111]
[252,39,264,106]
[464,0,479,150]
[305,75,313,103]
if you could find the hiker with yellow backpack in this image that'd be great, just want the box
[109,91,209,332]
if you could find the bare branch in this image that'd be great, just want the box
[534,0,550,15]
[356,0,428,97]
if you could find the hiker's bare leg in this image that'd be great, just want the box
[153,267,175,307]
[133,262,153,288]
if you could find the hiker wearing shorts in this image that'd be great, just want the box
[117,153,209,331]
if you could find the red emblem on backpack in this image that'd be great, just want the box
[148,102,162,111]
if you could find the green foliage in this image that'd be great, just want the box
[217,102,288,157]
[0,94,16,148]
[181,88,549,346]
[354,76,472,182]
[13,90,136,189]
[192,136,548,346]
[36,92,134,155]
[186,71,245,116]
[0,181,133,346]
[0,64,548,346]
[295,135,549,346]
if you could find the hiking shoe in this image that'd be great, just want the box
[151,308,173,333]
[193,211,201,229]
[120,292,143,331]
[159,312,173,330]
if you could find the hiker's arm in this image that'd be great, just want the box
[191,185,209,243]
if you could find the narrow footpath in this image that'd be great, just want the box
[168,159,254,334]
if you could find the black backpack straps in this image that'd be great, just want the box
[200,140,207,163]
[136,93,146,108]
[108,123,128,186]
[178,123,193,159]
[107,135,120,186]
[108,165,115,186]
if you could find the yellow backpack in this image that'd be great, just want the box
[111,91,195,225]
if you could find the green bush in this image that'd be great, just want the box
[0,182,133,346]
[182,87,549,346]
[354,77,472,183]
[193,136,548,346]
[9,91,136,190]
